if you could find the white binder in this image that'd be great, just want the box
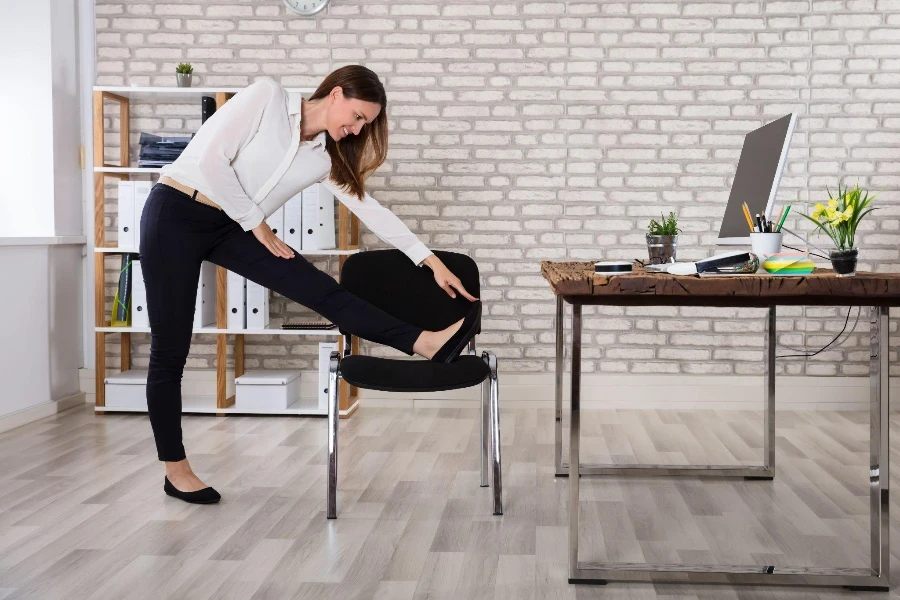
[266,206,285,242]
[117,181,135,248]
[193,261,217,329]
[318,341,339,410]
[132,181,152,249]
[246,280,270,329]
[317,185,336,250]
[131,259,149,329]
[226,271,246,329]
[301,183,336,251]
[301,185,320,251]
[284,193,303,250]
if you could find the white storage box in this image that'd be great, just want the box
[105,369,148,409]
[235,370,302,411]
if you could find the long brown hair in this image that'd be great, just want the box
[308,65,388,199]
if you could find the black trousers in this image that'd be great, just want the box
[139,183,423,461]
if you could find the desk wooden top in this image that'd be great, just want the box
[540,261,900,307]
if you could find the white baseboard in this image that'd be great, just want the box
[0,391,86,434]
[79,369,896,413]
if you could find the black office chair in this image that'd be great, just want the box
[325,249,502,519]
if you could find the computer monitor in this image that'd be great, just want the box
[716,113,797,245]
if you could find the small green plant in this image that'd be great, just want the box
[800,181,879,251]
[647,211,681,236]
[175,62,193,75]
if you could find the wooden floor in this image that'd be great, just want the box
[1,403,900,599]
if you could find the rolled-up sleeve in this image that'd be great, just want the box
[196,79,280,231]
[320,178,433,265]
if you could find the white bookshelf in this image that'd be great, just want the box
[93,83,363,416]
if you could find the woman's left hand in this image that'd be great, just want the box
[422,255,478,301]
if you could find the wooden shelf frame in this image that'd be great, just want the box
[92,87,360,417]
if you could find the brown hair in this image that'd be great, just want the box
[308,65,388,199]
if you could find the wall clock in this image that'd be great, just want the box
[283,0,329,16]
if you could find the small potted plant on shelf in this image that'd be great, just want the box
[800,181,879,277]
[175,62,194,87]
[646,211,681,264]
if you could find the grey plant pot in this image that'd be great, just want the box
[646,234,678,265]
[176,73,193,88]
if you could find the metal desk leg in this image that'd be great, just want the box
[568,305,890,590]
[556,305,777,480]
[555,295,565,475]
[568,304,589,582]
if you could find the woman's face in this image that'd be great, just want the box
[327,87,382,141]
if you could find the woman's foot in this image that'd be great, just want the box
[165,459,212,493]
[164,459,221,504]
[413,319,464,360]
[412,301,482,362]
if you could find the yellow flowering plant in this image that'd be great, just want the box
[800,182,878,252]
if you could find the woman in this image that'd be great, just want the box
[141,65,481,504]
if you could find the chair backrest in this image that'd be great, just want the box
[340,250,481,333]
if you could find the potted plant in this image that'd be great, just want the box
[800,181,878,277]
[646,211,681,264]
[175,62,194,87]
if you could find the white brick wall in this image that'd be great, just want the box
[97,1,899,377]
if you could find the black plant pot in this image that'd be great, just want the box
[829,248,858,277]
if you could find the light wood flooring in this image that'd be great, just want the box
[1,403,900,599]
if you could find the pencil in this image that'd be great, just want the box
[776,204,791,232]
[741,202,755,232]
[773,206,785,234]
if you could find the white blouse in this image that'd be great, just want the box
[159,78,432,265]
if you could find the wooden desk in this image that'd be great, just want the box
[541,261,900,591]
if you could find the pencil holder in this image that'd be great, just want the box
[749,232,782,259]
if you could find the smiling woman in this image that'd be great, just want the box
[138,66,483,504]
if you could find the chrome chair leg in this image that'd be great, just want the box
[481,374,489,487]
[326,351,340,519]
[483,351,502,515]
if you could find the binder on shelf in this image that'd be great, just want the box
[301,184,320,250]
[318,184,336,250]
[131,260,149,328]
[201,96,216,124]
[266,206,285,242]
[318,341,338,410]
[193,261,217,329]
[301,183,337,251]
[117,181,135,248]
[132,181,152,249]
[284,193,303,250]
[111,254,134,327]
[226,271,247,329]
[246,280,270,329]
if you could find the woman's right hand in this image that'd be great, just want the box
[252,222,295,259]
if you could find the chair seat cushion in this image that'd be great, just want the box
[339,355,490,393]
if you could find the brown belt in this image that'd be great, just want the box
[158,176,222,211]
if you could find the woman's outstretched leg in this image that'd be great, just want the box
[206,225,463,356]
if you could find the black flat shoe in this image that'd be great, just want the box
[164,476,221,504]
[431,301,482,363]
